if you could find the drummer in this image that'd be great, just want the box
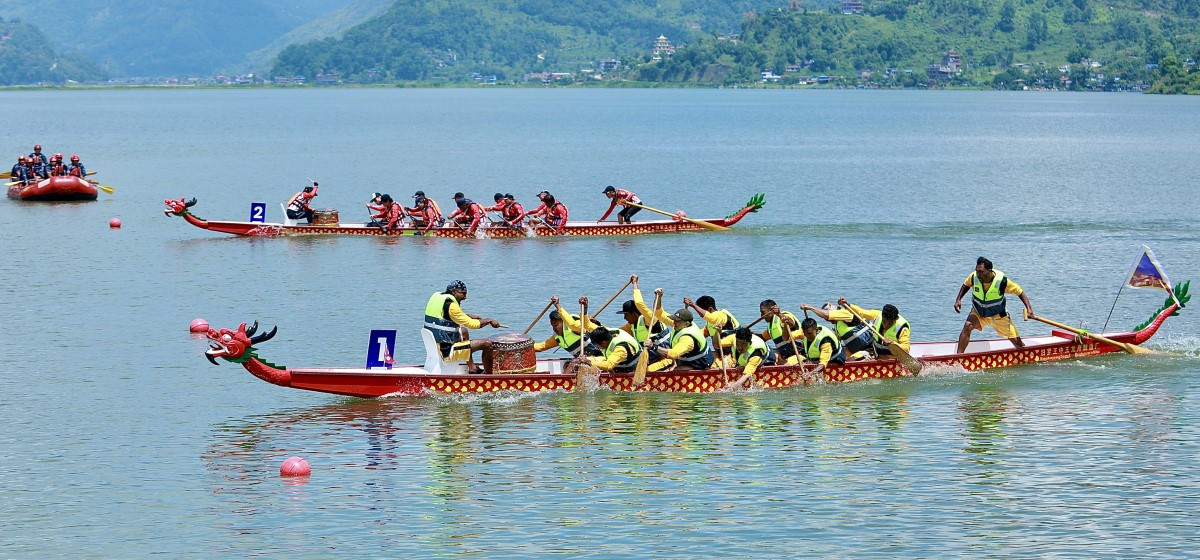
[533,296,601,357]
[286,182,318,224]
[422,280,504,375]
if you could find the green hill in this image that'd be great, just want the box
[0,17,105,85]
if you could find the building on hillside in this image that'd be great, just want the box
[926,50,962,79]
[599,59,620,73]
[652,35,675,61]
[842,1,864,14]
[315,72,341,85]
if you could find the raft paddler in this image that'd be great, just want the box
[66,154,85,179]
[11,155,23,179]
[448,192,486,234]
[423,280,503,375]
[521,190,569,233]
[723,327,776,387]
[286,182,317,224]
[953,257,1034,354]
[49,154,67,177]
[533,296,601,357]
[835,297,911,356]
[758,300,804,365]
[617,276,673,348]
[586,325,643,373]
[598,185,642,224]
[646,308,715,372]
[801,302,877,360]
[800,317,846,376]
[29,144,47,166]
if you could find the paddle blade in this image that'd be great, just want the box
[890,343,922,375]
[96,184,115,194]
[632,350,650,386]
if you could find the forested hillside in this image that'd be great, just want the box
[270,0,785,81]
[0,17,105,85]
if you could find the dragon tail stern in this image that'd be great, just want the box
[718,193,766,227]
[1131,280,1190,344]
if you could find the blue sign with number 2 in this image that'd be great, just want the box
[250,202,266,223]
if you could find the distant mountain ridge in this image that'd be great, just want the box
[0,16,105,85]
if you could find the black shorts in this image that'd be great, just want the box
[618,205,641,220]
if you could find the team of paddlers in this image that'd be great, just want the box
[8,145,88,184]
[421,257,1035,384]
[287,181,644,235]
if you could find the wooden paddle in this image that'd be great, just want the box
[843,301,922,375]
[632,292,663,386]
[575,300,589,391]
[623,201,730,232]
[523,301,555,335]
[593,277,634,316]
[1026,312,1150,355]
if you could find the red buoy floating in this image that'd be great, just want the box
[189,318,209,333]
[280,456,311,477]
[109,217,122,228]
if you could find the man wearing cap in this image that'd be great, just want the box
[800,317,846,377]
[520,190,569,233]
[286,182,318,224]
[801,301,877,360]
[534,296,602,357]
[646,307,714,372]
[758,299,804,365]
[598,185,642,224]
[423,281,503,375]
[485,192,526,228]
[406,191,442,234]
[586,326,643,373]
[448,192,486,235]
[369,194,405,232]
[616,275,673,348]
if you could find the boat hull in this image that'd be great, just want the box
[7,176,98,201]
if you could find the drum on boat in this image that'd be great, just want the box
[312,209,339,226]
[489,333,536,375]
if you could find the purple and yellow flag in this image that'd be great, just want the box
[1125,245,1174,294]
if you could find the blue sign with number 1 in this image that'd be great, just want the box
[250,202,266,223]
[366,329,397,369]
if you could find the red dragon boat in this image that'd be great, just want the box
[201,284,1187,398]
[7,176,98,201]
[164,194,765,239]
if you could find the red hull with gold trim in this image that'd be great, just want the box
[206,304,1177,399]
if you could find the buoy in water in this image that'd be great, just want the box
[109,217,121,228]
[280,457,311,477]
[189,318,209,333]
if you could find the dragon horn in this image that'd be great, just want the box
[186,197,197,207]
[245,321,259,337]
[250,325,277,344]
[206,353,219,365]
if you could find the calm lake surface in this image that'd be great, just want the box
[2,88,1199,558]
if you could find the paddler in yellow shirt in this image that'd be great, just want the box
[422,280,503,375]
[758,299,804,365]
[533,296,601,357]
[585,326,642,373]
[800,317,846,377]
[723,327,776,388]
[646,308,715,372]
[953,257,1034,354]
[833,297,911,356]
[616,275,673,348]
[801,301,879,360]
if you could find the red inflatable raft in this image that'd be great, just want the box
[7,176,98,201]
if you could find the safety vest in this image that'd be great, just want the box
[874,315,910,344]
[834,314,875,354]
[704,309,740,338]
[554,314,585,357]
[547,202,568,221]
[632,316,672,347]
[804,325,846,364]
[767,312,802,344]
[732,335,772,368]
[971,270,1009,318]
[601,328,642,371]
[670,324,713,368]
[503,202,523,221]
[422,292,462,345]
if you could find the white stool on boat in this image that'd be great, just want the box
[420,329,468,374]
[280,203,298,226]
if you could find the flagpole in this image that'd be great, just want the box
[1100,284,1124,334]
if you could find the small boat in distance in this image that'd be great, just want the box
[163,194,766,239]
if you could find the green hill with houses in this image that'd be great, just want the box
[0,17,104,85]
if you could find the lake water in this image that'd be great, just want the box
[1,88,1198,558]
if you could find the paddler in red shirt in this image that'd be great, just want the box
[448,192,486,235]
[286,182,318,224]
[521,190,569,233]
[485,192,525,228]
[406,193,441,235]
[599,185,642,224]
[369,194,405,231]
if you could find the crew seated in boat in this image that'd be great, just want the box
[406,194,442,235]
[801,301,878,360]
[370,194,405,231]
[520,190,569,233]
[286,182,317,224]
[800,317,846,376]
[832,297,911,357]
[758,299,804,365]
[48,154,67,177]
[19,157,45,184]
[953,257,1034,354]
[646,308,715,372]
[617,276,673,349]
[723,327,776,387]
[66,154,86,179]
[599,185,642,224]
[585,326,643,373]
[367,192,384,216]
[11,155,24,179]
[28,144,48,166]
[485,192,526,228]
[534,296,602,357]
[423,280,503,375]
[684,294,741,339]
[448,192,486,235]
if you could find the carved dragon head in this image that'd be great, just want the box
[205,321,277,365]
[163,197,197,217]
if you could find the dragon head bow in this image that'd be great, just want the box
[163,197,197,217]
[205,321,277,365]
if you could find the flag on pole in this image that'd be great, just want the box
[1125,245,1174,297]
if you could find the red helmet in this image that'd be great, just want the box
[24,157,33,164]
[54,152,62,158]
[33,144,41,151]
[70,154,80,162]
